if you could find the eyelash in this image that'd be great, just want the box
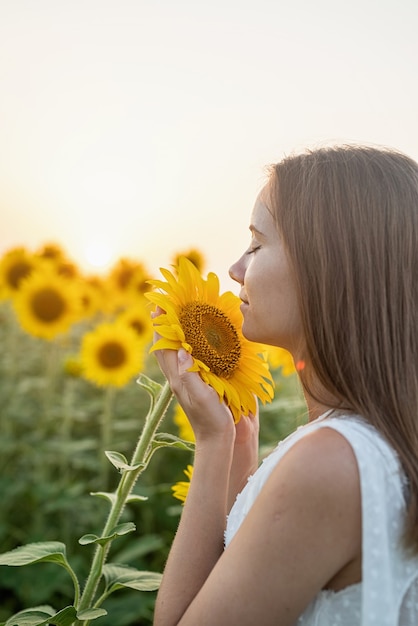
[247,245,261,255]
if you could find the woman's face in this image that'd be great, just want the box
[229,187,303,354]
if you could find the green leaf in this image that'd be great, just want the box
[141,432,195,466]
[3,605,77,626]
[126,494,148,503]
[136,373,162,398]
[79,522,136,546]
[0,542,68,568]
[76,608,107,620]
[104,450,143,472]
[103,563,162,593]
[90,491,117,505]
[90,491,148,505]
[137,433,195,471]
[152,432,195,452]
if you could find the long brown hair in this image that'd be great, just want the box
[269,144,418,552]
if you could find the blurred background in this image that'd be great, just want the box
[1,0,418,290]
[1,0,417,623]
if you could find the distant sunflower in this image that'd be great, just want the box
[172,464,193,505]
[117,303,153,345]
[264,346,296,376]
[129,264,152,299]
[81,322,144,387]
[83,275,107,315]
[13,268,80,340]
[147,257,274,423]
[103,259,151,312]
[173,248,205,273]
[0,247,37,298]
[264,346,305,375]
[63,354,84,378]
[36,242,66,263]
[173,403,195,442]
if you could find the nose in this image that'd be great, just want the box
[229,255,245,285]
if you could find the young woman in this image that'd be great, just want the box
[152,145,418,625]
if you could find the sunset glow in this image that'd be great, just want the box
[1,0,418,292]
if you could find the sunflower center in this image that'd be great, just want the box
[31,288,66,322]
[130,320,146,335]
[7,261,32,289]
[179,302,241,378]
[97,341,126,369]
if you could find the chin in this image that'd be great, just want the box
[241,323,260,343]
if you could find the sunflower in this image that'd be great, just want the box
[63,354,84,378]
[172,464,193,505]
[81,321,145,387]
[172,248,205,273]
[36,242,66,263]
[12,267,81,340]
[0,247,37,298]
[117,303,153,345]
[103,259,152,313]
[263,346,296,376]
[173,403,195,442]
[147,257,274,422]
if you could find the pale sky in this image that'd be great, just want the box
[1,0,418,290]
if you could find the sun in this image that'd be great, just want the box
[83,240,115,272]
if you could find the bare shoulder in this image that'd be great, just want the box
[261,425,361,535]
[278,424,361,488]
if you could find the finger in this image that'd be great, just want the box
[151,305,166,346]
[177,347,194,374]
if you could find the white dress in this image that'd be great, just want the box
[224,413,418,625]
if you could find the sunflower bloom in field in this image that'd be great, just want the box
[172,248,205,273]
[12,267,81,340]
[117,303,153,346]
[0,247,38,299]
[36,242,66,263]
[147,257,274,423]
[172,465,193,504]
[264,346,297,376]
[81,322,145,387]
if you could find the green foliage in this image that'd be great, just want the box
[0,302,306,625]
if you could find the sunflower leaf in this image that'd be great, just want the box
[141,433,195,469]
[136,373,162,399]
[0,542,68,568]
[79,522,136,547]
[126,494,148,503]
[104,450,143,472]
[2,605,77,626]
[90,491,117,505]
[76,608,107,620]
[152,433,195,452]
[103,563,162,594]
[91,490,148,505]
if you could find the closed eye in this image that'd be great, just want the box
[247,245,261,255]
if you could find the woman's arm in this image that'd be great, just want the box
[153,347,238,624]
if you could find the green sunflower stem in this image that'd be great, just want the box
[100,385,116,490]
[77,379,173,618]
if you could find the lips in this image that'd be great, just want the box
[239,291,248,305]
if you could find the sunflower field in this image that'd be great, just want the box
[0,244,306,626]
